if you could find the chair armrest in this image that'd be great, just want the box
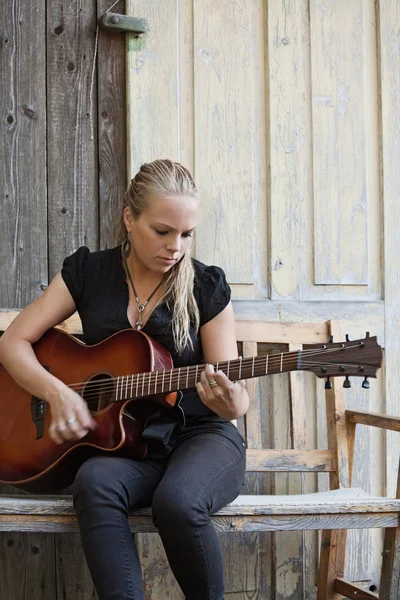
[346,410,400,432]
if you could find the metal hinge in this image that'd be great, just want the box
[98,12,148,37]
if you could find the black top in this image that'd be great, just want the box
[61,245,231,422]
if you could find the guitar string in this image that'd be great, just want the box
[65,345,349,394]
[66,345,372,396]
[65,345,374,401]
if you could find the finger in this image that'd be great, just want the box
[65,420,91,440]
[48,424,65,445]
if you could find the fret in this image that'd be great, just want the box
[280,352,283,373]
[123,376,127,399]
[154,371,158,394]
[195,365,199,384]
[216,362,219,372]
[116,376,120,401]
[251,357,255,378]
[141,373,145,397]
[227,360,230,379]
[177,367,181,390]
[147,373,151,396]
[266,354,269,375]
[130,374,134,398]
[186,366,189,389]
[239,356,242,379]
[135,373,139,398]
[169,369,173,391]
[162,370,165,393]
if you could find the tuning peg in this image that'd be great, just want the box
[329,336,334,343]
[325,377,332,390]
[345,334,350,342]
[343,376,351,388]
[362,377,370,389]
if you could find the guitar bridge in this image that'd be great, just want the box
[30,366,50,439]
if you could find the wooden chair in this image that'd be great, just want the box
[0,312,399,599]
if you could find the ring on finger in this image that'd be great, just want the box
[66,417,77,426]
[209,378,219,388]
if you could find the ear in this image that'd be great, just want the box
[123,207,133,233]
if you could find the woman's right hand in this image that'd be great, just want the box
[46,384,98,445]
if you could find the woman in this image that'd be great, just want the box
[0,159,249,600]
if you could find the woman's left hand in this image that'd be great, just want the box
[196,363,248,420]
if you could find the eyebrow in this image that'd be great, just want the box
[152,222,196,232]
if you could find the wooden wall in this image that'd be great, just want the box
[1,0,400,598]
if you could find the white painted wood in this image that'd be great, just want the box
[379,0,400,504]
[193,0,267,286]
[310,0,368,285]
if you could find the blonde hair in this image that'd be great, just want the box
[114,159,200,354]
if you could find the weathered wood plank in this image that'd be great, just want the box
[2,491,400,516]
[0,532,57,600]
[46,0,98,277]
[0,1,52,595]
[97,0,127,249]
[55,533,97,599]
[1,512,399,534]
[0,0,48,307]
[268,0,301,301]
[347,410,400,433]
[310,0,368,285]
[379,0,400,508]
[334,578,378,599]
[193,0,266,285]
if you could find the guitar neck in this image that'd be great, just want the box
[115,352,300,401]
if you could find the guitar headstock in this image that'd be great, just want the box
[302,334,382,389]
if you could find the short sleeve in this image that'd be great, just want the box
[61,246,90,308]
[197,265,231,326]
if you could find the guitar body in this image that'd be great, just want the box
[0,328,177,492]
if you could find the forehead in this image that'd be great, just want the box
[142,193,199,228]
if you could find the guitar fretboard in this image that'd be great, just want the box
[114,353,301,401]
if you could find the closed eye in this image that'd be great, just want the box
[155,230,194,238]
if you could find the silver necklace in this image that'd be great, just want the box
[124,259,164,330]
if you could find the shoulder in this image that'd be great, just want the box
[191,258,231,326]
[192,258,228,288]
[61,246,121,306]
[63,245,120,272]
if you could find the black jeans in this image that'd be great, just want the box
[73,422,246,600]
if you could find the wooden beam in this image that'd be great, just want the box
[334,578,378,599]
[346,410,400,432]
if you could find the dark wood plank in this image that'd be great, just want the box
[0,1,55,597]
[0,532,57,600]
[55,533,97,599]
[46,0,99,278]
[0,0,48,308]
[97,0,127,249]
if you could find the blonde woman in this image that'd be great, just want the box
[0,159,249,600]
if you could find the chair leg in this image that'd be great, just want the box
[379,526,400,599]
[317,529,347,600]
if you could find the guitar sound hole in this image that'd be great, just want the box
[82,374,114,411]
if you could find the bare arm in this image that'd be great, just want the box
[196,302,249,420]
[0,274,96,443]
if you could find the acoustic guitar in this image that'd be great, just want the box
[0,327,382,492]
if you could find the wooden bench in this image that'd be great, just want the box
[1,312,400,599]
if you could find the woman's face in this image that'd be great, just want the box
[124,193,199,275]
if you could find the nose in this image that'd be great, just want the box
[166,235,181,254]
